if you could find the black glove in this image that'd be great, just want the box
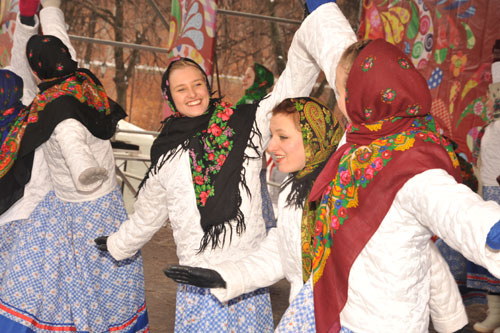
[94,236,109,251]
[497,175,500,186]
[164,265,226,289]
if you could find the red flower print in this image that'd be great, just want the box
[223,141,230,148]
[196,166,202,172]
[208,153,215,161]
[365,166,375,180]
[4,108,14,116]
[339,170,351,186]
[338,207,347,218]
[427,132,440,144]
[217,107,234,121]
[354,169,362,180]
[208,123,222,137]
[416,132,428,140]
[200,191,210,206]
[217,154,226,166]
[373,157,383,171]
[194,175,204,185]
[331,215,340,230]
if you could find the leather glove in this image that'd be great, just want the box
[497,175,500,186]
[94,236,109,251]
[164,265,226,289]
[486,220,500,250]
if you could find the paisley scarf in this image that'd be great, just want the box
[308,39,461,332]
[236,62,274,105]
[278,97,342,282]
[146,58,260,252]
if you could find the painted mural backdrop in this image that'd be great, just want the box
[358,0,500,161]
[0,0,18,68]
[167,0,217,80]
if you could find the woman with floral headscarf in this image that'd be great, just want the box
[302,38,500,332]
[97,2,356,331]
[0,13,149,331]
[237,62,274,106]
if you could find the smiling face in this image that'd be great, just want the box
[169,65,210,117]
[267,113,306,173]
[242,66,255,90]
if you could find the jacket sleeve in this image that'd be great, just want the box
[51,119,107,192]
[5,14,39,106]
[400,169,500,278]
[210,227,285,303]
[428,240,468,333]
[256,2,357,146]
[107,165,170,261]
[39,6,77,61]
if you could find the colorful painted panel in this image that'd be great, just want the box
[0,0,18,68]
[167,0,217,81]
[358,0,500,161]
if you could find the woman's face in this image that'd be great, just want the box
[335,64,350,122]
[267,113,306,173]
[242,66,255,90]
[169,65,210,117]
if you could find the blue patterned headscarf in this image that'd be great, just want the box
[0,69,24,144]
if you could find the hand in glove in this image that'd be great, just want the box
[164,265,226,289]
[305,0,336,15]
[94,236,109,251]
[486,220,500,250]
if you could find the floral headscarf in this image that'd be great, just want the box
[26,35,77,80]
[308,39,461,332]
[0,69,25,178]
[279,97,343,282]
[236,62,274,105]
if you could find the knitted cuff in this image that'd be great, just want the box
[41,0,61,8]
[20,14,36,26]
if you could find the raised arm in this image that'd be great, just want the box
[256,2,356,145]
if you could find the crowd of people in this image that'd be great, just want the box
[1,0,500,332]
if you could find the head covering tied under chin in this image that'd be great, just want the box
[309,39,461,332]
[26,34,77,80]
[160,57,213,117]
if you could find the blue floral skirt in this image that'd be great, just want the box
[174,283,273,332]
[0,188,149,332]
[467,186,500,294]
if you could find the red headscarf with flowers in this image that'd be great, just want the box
[308,39,461,332]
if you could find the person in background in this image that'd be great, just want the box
[237,62,274,106]
[0,1,149,331]
[237,62,277,230]
[466,42,500,333]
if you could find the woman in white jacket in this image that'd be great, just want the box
[301,38,500,332]
[0,2,149,331]
[99,2,357,331]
